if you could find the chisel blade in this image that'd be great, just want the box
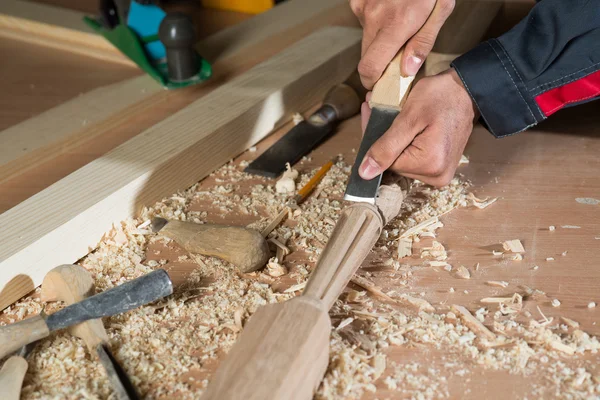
[344,107,398,203]
[45,269,173,332]
[244,111,336,178]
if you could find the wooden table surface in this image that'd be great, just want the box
[1,1,599,399]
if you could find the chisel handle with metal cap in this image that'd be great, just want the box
[0,269,173,359]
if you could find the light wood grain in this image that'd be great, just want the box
[0,0,133,66]
[0,355,29,400]
[0,315,49,359]
[369,51,414,110]
[157,219,270,272]
[40,265,108,353]
[0,27,361,311]
[0,0,358,212]
[203,184,405,399]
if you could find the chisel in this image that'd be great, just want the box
[41,265,140,400]
[344,51,414,204]
[0,268,173,359]
[244,72,365,178]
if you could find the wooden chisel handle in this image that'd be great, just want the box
[303,184,404,310]
[0,355,29,400]
[321,71,366,120]
[0,316,49,359]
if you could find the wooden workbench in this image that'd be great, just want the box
[1,1,598,399]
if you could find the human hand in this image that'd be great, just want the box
[358,68,478,187]
[349,0,455,88]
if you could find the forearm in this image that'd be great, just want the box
[451,0,600,137]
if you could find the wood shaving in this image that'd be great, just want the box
[459,154,469,165]
[451,305,496,341]
[467,193,498,209]
[351,275,396,304]
[546,257,555,261]
[275,163,299,193]
[502,239,525,253]
[292,112,304,125]
[588,302,597,309]
[485,281,509,288]
[452,265,470,280]
[397,237,412,259]
[397,294,434,312]
[266,257,288,277]
[551,299,561,307]
[549,226,555,231]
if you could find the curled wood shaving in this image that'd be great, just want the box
[561,317,580,329]
[276,163,299,193]
[268,237,290,263]
[467,193,498,209]
[266,257,288,277]
[284,281,307,293]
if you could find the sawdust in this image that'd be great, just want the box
[1,157,599,400]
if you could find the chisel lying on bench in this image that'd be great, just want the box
[0,268,172,359]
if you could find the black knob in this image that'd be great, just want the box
[158,13,199,82]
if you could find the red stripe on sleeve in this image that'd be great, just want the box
[535,69,600,117]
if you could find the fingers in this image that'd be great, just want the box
[402,0,456,76]
[359,27,409,89]
[358,108,427,180]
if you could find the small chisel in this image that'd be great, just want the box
[344,51,414,204]
[0,268,173,359]
[245,72,366,178]
[41,265,140,400]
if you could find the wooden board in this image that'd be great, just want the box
[0,0,133,65]
[0,0,357,213]
[0,26,362,311]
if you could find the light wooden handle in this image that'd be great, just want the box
[41,265,108,353]
[156,219,270,273]
[0,315,49,359]
[303,203,383,309]
[369,50,415,110]
[0,355,29,400]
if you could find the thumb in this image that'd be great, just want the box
[358,109,425,180]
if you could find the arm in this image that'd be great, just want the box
[452,0,600,137]
[358,0,600,187]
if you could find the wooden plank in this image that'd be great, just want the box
[0,0,356,212]
[0,26,361,311]
[0,0,133,66]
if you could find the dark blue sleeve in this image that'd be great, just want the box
[451,0,600,137]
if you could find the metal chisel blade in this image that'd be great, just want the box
[244,109,337,178]
[344,107,398,203]
[45,269,173,332]
[97,344,140,400]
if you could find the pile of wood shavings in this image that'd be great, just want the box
[1,158,598,399]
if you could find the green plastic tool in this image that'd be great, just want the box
[84,16,212,89]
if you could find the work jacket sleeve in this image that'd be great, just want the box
[451,0,600,138]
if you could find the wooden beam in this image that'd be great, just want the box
[0,0,133,66]
[0,0,356,212]
[0,26,361,311]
